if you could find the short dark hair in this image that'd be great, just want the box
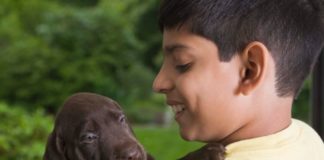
[159,0,324,97]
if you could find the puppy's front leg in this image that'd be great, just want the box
[178,143,226,160]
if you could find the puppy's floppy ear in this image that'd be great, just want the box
[146,153,155,160]
[43,130,66,160]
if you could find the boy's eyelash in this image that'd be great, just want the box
[175,63,191,73]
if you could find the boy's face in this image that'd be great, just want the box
[153,28,254,142]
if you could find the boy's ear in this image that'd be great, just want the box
[238,41,269,95]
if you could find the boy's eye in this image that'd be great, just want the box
[175,63,191,73]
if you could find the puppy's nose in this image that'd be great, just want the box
[125,148,141,160]
[114,146,143,160]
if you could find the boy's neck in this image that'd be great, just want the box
[221,97,293,146]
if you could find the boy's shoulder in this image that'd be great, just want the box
[225,119,324,160]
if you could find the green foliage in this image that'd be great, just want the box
[52,0,100,7]
[0,0,164,119]
[0,102,53,160]
[127,94,165,124]
[134,125,203,160]
[292,77,311,122]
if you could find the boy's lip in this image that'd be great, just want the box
[166,99,183,105]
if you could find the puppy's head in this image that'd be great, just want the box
[44,92,147,160]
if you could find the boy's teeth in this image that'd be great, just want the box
[171,105,185,114]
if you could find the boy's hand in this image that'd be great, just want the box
[178,143,226,160]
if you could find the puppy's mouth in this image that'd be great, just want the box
[170,104,186,118]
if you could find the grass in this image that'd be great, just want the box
[133,125,203,160]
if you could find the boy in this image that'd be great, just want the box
[152,0,324,159]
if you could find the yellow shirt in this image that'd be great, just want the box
[225,119,324,160]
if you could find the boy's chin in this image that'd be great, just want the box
[179,128,198,141]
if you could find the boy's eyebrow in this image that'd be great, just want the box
[163,43,190,55]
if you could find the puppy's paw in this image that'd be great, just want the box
[178,143,225,160]
[204,143,226,160]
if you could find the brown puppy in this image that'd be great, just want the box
[43,92,154,160]
[179,143,225,160]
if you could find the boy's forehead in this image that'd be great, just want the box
[162,28,218,55]
[163,43,191,55]
[162,28,193,53]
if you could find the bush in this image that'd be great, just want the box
[0,0,164,117]
[0,103,53,160]
[134,125,203,160]
[292,77,311,122]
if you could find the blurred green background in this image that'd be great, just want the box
[0,0,312,159]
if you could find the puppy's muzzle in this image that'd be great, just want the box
[113,142,145,160]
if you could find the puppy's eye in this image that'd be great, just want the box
[80,132,98,144]
[119,115,126,124]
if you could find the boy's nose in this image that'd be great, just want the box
[152,66,173,93]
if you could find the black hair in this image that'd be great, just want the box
[159,0,324,97]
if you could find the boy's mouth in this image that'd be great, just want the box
[170,104,185,117]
